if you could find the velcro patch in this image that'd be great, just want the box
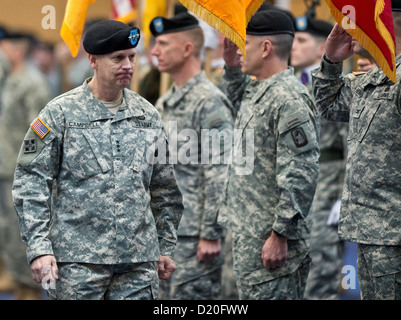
[23,139,37,154]
[291,127,308,148]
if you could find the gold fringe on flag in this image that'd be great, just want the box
[179,0,264,58]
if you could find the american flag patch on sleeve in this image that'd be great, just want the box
[31,117,50,139]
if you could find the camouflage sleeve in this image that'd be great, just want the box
[150,125,184,258]
[12,105,63,264]
[221,65,250,117]
[272,100,320,239]
[199,96,234,239]
[311,54,353,122]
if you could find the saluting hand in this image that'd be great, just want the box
[223,37,242,68]
[325,23,354,63]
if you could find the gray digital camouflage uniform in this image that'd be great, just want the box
[0,63,51,291]
[312,54,401,300]
[221,66,320,300]
[298,73,348,300]
[12,79,183,299]
[155,71,234,300]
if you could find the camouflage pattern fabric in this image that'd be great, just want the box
[221,66,320,300]
[12,79,183,269]
[312,54,401,299]
[47,262,158,300]
[357,244,401,300]
[159,237,223,300]
[298,70,349,300]
[0,64,51,288]
[155,71,234,299]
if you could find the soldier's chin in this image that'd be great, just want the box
[117,76,132,87]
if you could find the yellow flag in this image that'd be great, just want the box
[60,0,96,57]
[178,0,264,57]
[142,0,167,48]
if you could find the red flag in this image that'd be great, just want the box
[326,0,396,82]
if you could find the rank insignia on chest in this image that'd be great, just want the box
[31,117,50,139]
[23,139,36,154]
[291,127,308,148]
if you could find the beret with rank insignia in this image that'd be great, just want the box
[83,20,140,55]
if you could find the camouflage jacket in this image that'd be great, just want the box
[312,54,401,245]
[222,66,320,240]
[155,71,234,239]
[0,64,51,179]
[12,79,184,265]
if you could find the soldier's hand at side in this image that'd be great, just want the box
[30,254,58,284]
[261,231,287,270]
[157,255,176,280]
[325,23,354,63]
[223,37,242,68]
[197,238,221,263]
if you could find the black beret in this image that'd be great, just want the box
[150,12,200,37]
[392,0,401,11]
[83,20,140,55]
[246,9,295,36]
[0,26,8,40]
[294,16,333,38]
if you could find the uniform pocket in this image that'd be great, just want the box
[64,128,110,182]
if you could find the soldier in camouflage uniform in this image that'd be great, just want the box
[150,13,234,300]
[0,32,52,299]
[12,20,183,300]
[221,10,320,300]
[291,17,347,300]
[311,2,401,299]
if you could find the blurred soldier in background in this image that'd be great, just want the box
[0,31,52,299]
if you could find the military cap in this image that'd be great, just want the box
[83,20,140,55]
[246,9,295,36]
[150,12,200,37]
[392,0,401,11]
[294,16,333,38]
[0,26,8,40]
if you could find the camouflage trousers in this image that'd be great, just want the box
[357,244,401,300]
[232,233,310,300]
[159,236,223,300]
[0,179,39,288]
[47,262,158,300]
[221,228,239,299]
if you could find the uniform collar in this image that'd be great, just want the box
[246,67,294,104]
[83,79,146,122]
[163,71,205,109]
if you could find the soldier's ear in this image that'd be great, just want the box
[261,39,272,59]
[88,54,98,69]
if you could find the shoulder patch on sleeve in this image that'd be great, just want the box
[31,117,50,139]
[291,127,308,148]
